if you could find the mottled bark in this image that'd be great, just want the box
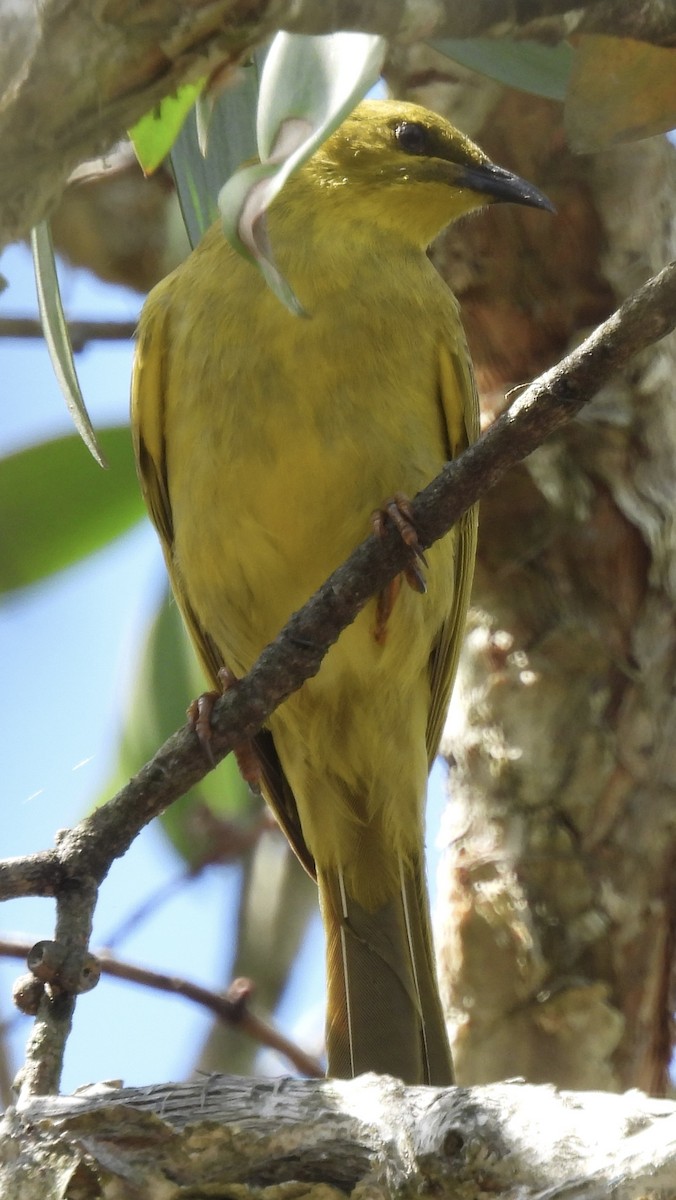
[3,1074,676,1199]
[388,47,676,1095]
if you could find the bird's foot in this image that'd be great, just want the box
[188,690,220,765]
[371,493,428,644]
[187,666,262,791]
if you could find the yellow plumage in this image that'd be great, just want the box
[132,99,551,1083]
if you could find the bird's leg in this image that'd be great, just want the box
[188,666,262,791]
[371,492,428,644]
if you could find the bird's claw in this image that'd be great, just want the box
[187,692,219,766]
[372,493,428,568]
[188,666,262,792]
[371,492,427,643]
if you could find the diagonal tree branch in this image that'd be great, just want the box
[1,258,675,1095]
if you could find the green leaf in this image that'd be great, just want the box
[219,31,386,314]
[0,426,144,594]
[170,62,260,248]
[31,222,106,467]
[102,591,253,864]
[129,80,205,175]
[431,38,573,102]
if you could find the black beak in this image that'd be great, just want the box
[459,161,555,213]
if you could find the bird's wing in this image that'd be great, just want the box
[131,294,316,880]
[130,295,174,555]
[131,292,228,687]
[425,336,480,764]
[254,732,316,877]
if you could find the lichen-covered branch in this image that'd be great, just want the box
[2,1074,676,1198]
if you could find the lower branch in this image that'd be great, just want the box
[2,1074,676,1198]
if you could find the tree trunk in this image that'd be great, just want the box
[387,48,676,1095]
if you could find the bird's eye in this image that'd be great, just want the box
[394,122,429,156]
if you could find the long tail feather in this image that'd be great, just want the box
[318,857,453,1084]
[336,867,355,1078]
[399,855,431,1079]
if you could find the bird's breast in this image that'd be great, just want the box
[166,283,452,670]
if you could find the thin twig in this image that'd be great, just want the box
[0,938,323,1079]
[0,317,137,351]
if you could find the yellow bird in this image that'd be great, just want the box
[132,99,552,1084]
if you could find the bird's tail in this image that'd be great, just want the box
[318,856,453,1084]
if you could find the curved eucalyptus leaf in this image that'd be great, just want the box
[432,38,573,102]
[219,31,386,314]
[171,62,261,249]
[31,222,106,466]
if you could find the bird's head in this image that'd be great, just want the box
[301,99,554,246]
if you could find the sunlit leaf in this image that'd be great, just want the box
[31,222,106,467]
[566,35,676,151]
[432,37,573,102]
[0,426,143,594]
[219,31,386,314]
[129,81,205,175]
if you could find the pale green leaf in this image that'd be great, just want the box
[31,222,106,467]
[432,38,573,102]
[219,31,386,314]
[170,63,260,248]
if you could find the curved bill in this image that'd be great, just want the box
[459,160,555,213]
